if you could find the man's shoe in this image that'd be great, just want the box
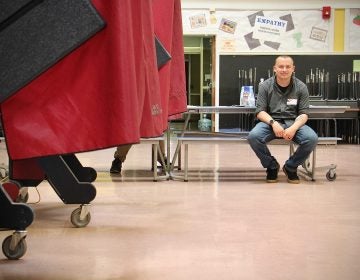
[157,156,167,170]
[266,161,280,183]
[282,165,300,184]
[110,158,122,174]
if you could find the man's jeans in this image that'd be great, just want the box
[247,121,318,172]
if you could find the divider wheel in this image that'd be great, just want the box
[326,170,337,181]
[70,207,91,228]
[2,235,27,260]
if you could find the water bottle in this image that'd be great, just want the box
[198,114,212,132]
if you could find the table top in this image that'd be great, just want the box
[187,105,350,115]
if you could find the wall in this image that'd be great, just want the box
[181,0,360,10]
[181,1,360,53]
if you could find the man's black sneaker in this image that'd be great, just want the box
[110,158,122,174]
[157,156,167,170]
[266,161,280,183]
[282,165,300,184]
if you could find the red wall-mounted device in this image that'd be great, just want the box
[322,6,331,20]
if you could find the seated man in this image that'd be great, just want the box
[247,55,318,184]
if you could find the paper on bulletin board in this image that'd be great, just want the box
[349,9,360,52]
[252,15,287,42]
[219,38,237,52]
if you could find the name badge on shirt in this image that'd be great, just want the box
[287,99,298,105]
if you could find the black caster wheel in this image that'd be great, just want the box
[326,170,336,181]
[2,235,27,260]
[71,207,91,228]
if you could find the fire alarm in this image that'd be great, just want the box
[322,6,331,20]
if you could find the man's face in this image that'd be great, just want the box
[273,57,295,80]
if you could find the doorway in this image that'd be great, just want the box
[183,36,215,107]
[182,35,215,130]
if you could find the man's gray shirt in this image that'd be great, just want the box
[255,75,310,122]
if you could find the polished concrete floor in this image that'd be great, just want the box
[1,141,360,280]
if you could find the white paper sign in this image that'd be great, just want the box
[253,16,287,42]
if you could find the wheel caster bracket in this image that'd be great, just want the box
[9,231,27,251]
[79,204,90,221]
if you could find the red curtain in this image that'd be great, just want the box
[152,0,187,126]
[0,0,186,160]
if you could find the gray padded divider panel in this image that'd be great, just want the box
[0,0,106,102]
[0,0,33,24]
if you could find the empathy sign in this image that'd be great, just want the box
[253,15,287,42]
